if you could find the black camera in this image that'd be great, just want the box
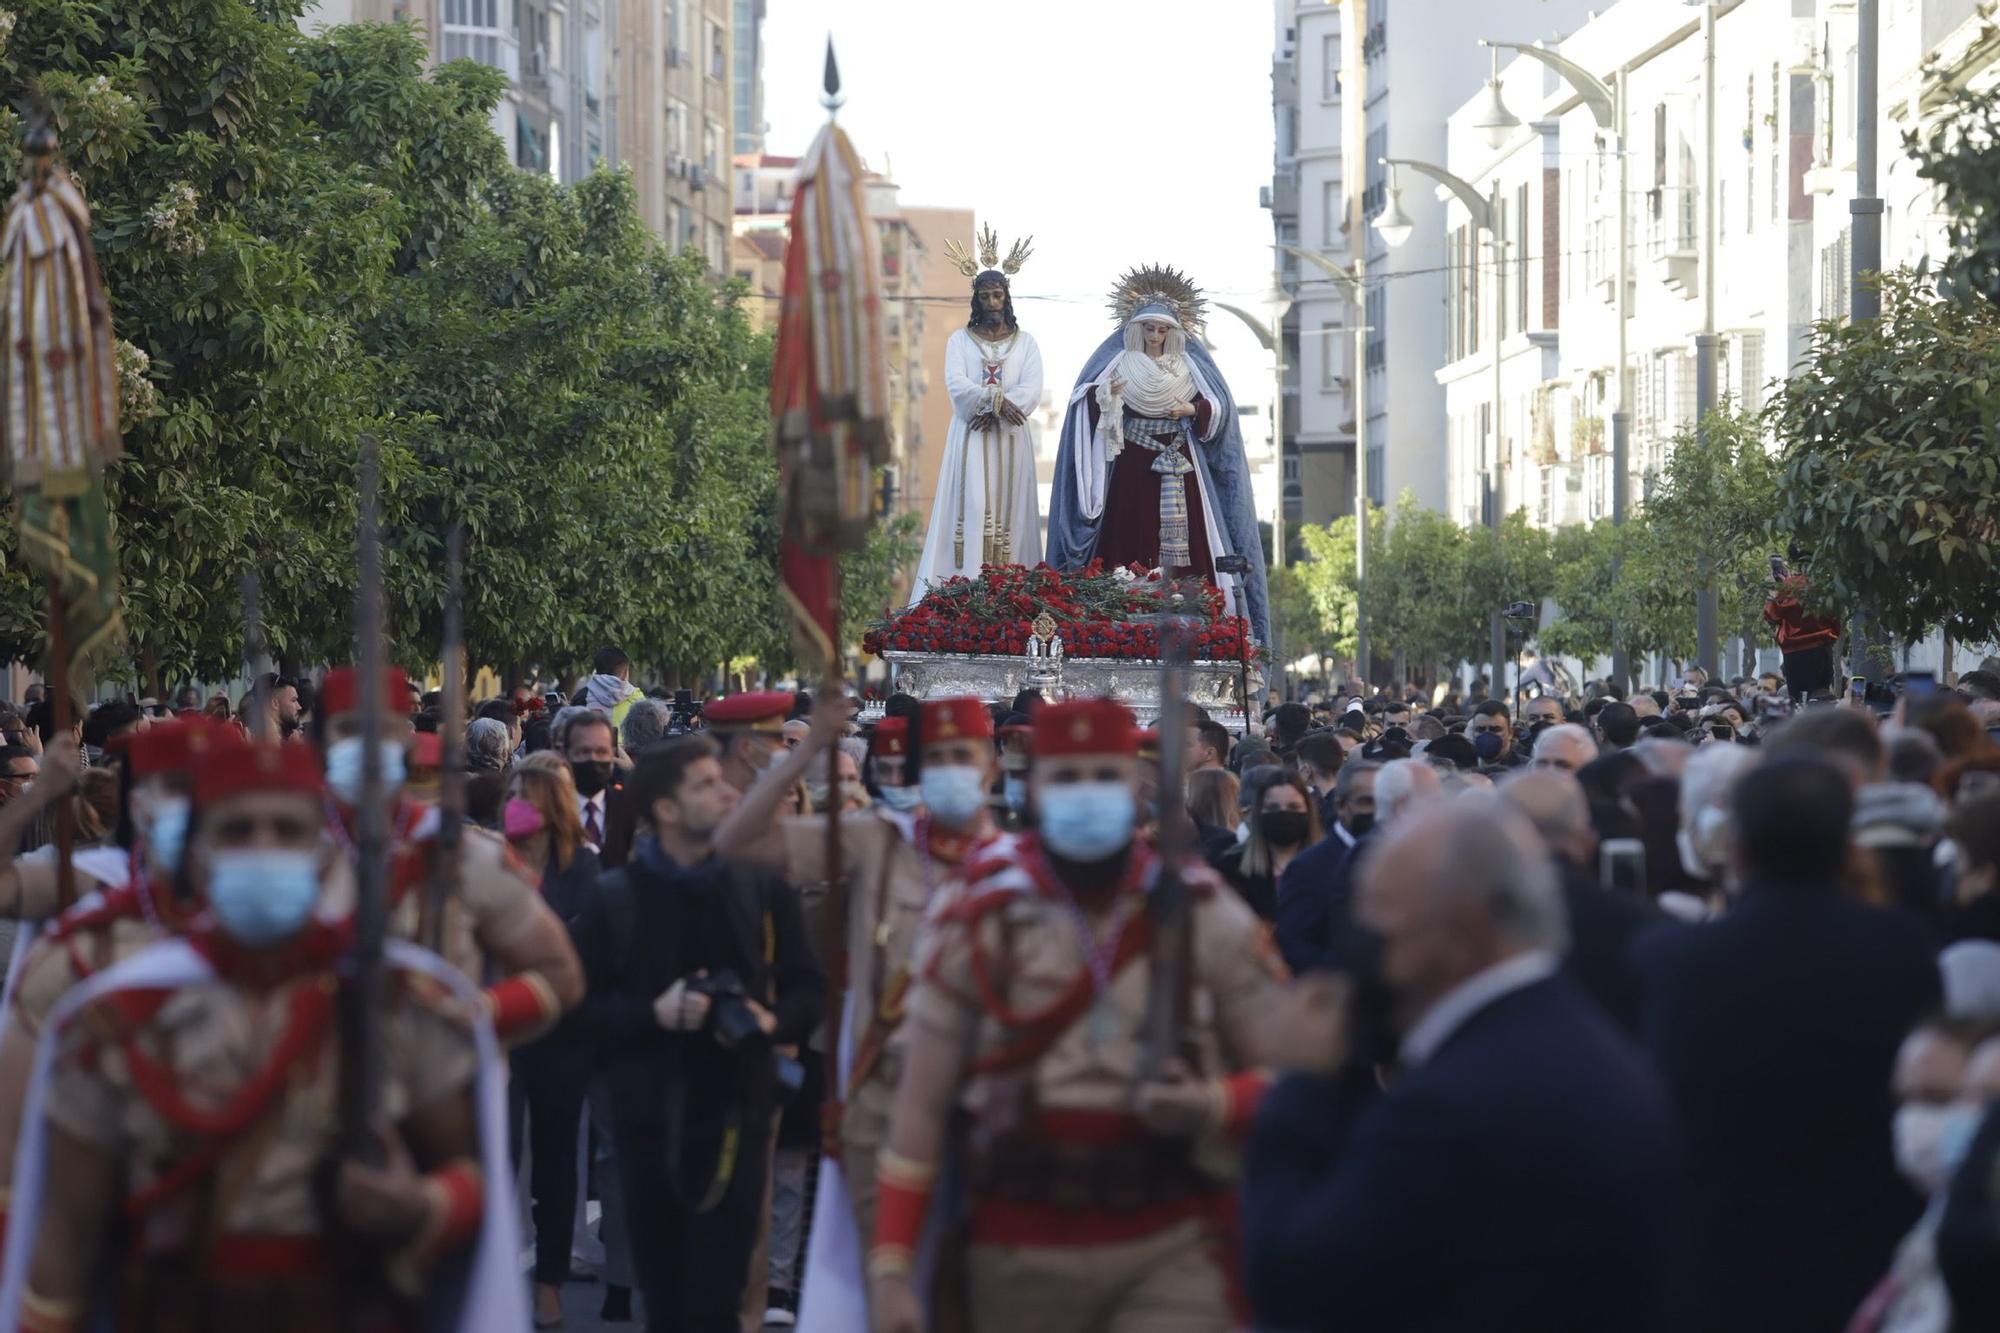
[1503,601,1538,622]
[667,687,704,738]
[688,970,765,1049]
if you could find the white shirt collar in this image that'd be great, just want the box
[1334,822,1357,850]
[1398,950,1559,1068]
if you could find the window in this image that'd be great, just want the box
[1744,72,1755,232]
[519,3,549,76]
[1770,63,1781,223]
[1322,180,1340,247]
[668,98,690,159]
[707,221,727,273]
[1820,225,1852,320]
[1321,323,1341,388]
[443,0,510,72]
[1467,224,1480,356]
[708,18,726,80]
[668,0,688,60]
[1445,225,1461,362]
[1322,34,1341,100]
[704,120,721,175]
[667,202,687,251]
[1365,287,1385,372]
[1493,194,1507,341]
[1515,181,1528,334]
[1363,127,1386,218]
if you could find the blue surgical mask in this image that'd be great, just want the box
[1003,775,1029,813]
[141,796,191,872]
[920,765,986,826]
[1038,781,1135,861]
[877,784,922,814]
[325,736,407,805]
[1473,731,1505,762]
[206,848,322,947]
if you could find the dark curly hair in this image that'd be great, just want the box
[968,271,1017,333]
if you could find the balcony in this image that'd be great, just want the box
[1263,173,1299,218]
[1645,186,1698,298]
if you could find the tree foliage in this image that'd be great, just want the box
[1909,77,2000,308]
[0,2,814,688]
[1648,402,1785,638]
[1767,268,2000,647]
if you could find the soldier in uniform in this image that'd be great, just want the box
[718,694,1007,1239]
[705,691,798,794]
[312,666,581,1041]
[12,738,494,1333]
[866,698,1286,1333]
[0,742,107,928]
[0,717,227,1245]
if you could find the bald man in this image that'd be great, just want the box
[1246,799,1682,1332]
[1500,770,1654,1036]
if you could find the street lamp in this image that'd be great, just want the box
[1211,298,1290,576]
[1374,154,1508,687]
[1472,49,1523,150]
[1372,169,1416,249]
[1479,36,1632,690]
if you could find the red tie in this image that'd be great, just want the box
[584,800,603,848]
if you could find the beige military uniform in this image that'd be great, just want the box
[320,819,542,986]
[46,964,475,1251]
[2,845,117,925]
[781,812,999,1235]
[905,844,1284,1333]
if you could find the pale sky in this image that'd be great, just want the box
[760,0,1281,414]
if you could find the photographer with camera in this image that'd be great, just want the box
[575,735,825,1333]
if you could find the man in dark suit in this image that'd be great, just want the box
[1500,768,1654,1036]
[1273,759,1377,972]
[1633,753,1939,1333]
[1247,799,1683,1333]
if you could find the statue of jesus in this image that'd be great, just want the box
[912,228,1042,594]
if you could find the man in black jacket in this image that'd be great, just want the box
[574,736,825,1333]
[1634,753,1939,1333]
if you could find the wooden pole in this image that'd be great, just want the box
[46,576,74,910]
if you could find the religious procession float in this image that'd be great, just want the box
[865,245,1269,730]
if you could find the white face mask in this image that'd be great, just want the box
[877,785,922,814]
[919,765,986,826]
[1894,1101,1981,1194]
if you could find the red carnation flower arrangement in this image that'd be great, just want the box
[861,562,1258,664]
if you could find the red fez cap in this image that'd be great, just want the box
[113,716,227,779]
[1135,728,1161,759]
[408,732,443,767]
[320,666,412,719]
[919,697,993,747]
[871,717,909,758]
[1032,698,1138,759]
[704,691,794,732]
[193,739,324,807]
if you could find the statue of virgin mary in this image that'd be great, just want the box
[1046,266,1271,648]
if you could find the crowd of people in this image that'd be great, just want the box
[0,640,1998,1332]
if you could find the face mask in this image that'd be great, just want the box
[1259,809,1311,848]
[206,848,321,948]
[140,796,191,872]
[1472,731,1505,762]
[877,784,922,814]
[760,743,788,775]
[1344,810,1376,839]
[1003,775,1029,813]
[503,797,545,841]
[922,765,987,826]
[1894,1101,1980,1194]
[570,759,612,798]
[1039,782,1135,861]
[325,737,407,805]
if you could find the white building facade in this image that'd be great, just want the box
[1269,0,1604,538]
[1436,0,1999,670]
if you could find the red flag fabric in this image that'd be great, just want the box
[770,121,891,673]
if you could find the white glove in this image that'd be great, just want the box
[652,974,712,1031]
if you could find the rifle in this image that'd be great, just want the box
[338,434,390,1162]
[426,524,465,953]
[1137,606,1196,1085]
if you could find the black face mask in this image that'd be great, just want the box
[570,759,612,798]
[1343,810,1376,839]
[1259,809,1311,849]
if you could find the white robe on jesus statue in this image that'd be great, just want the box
[912,325,1044,594]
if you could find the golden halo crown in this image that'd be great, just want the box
[1108,264,1207,336]
[946,223,1034,281]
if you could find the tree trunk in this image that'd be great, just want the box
[1943,633,1956,686]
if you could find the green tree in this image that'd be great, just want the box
[1648,401,1785,658]
[1767,267,2000,647]
[1541,515,1698,670]
[1365,494,1474,682]
[1291,506,1377,668]
[1459,509,1553,666]
[1909,79,2000,308]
